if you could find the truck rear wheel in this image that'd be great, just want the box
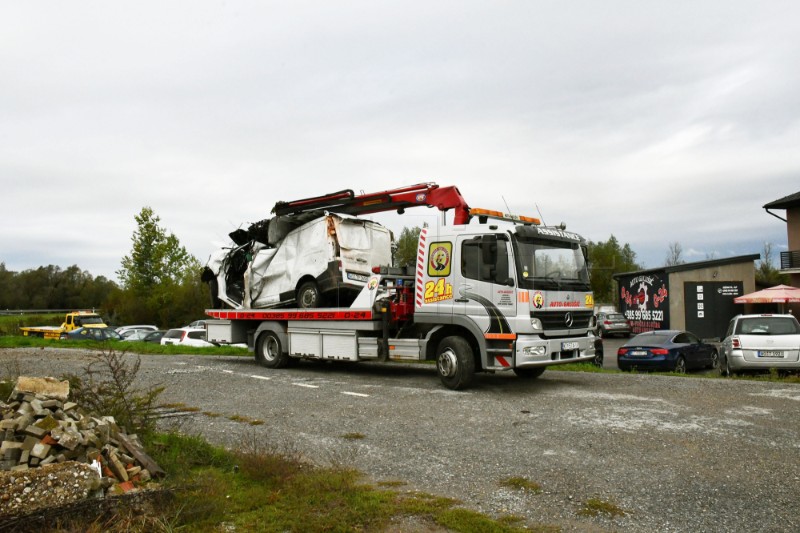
[256,331,291,368]
[436,336,475,390]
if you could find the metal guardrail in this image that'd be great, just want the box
[780,250,800,270]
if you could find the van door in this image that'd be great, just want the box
[453,234,517,336]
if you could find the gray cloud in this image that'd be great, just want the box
[1,1,796,279]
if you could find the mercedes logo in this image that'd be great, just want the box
[565,312,574,327]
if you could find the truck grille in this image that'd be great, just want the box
[534,310,593,331]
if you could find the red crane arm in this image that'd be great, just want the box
[272,183,472,224]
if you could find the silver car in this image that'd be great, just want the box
[720,314,800,375]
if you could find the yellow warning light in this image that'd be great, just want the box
[469,208,540,225]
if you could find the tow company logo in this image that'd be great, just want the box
[532,291,544,309]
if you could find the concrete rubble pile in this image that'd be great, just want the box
[0,376,164,517]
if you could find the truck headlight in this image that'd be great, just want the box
[523,346,547,356]
[530,318,543,330]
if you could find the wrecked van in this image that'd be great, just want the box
[202,213,392,309]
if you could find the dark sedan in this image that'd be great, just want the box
[143,330,167,344]
[617,330,718,373]
[60,327,122,342]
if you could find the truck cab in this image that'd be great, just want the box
[416,214,595,376]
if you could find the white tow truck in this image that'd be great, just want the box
[205,183,597,389]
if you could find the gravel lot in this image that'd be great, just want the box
[2,346,799,532]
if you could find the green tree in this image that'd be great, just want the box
[112,207,206,326]
[118,207,192,292]
[587,236,642,304]
[394,226,422,268]
[0,262,116,310]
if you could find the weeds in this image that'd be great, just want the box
[578,497,626,518]
[341,432,366,439]
[64,346,164,436]
[499,476,542,493]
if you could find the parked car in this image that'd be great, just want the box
[617,330,718,373]
[116,325,158,335]
[60,327,123,342]
[594,312,631,338]
[720,314,800,376]
[186,320,208,329]
[120,329,155,341]
[161,327,212,347]
[143,330,167,344]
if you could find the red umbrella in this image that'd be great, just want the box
[734,284,800,305]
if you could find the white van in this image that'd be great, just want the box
[203,213,392,309]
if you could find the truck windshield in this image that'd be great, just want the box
[76,316,104,326]
[514,238,590,291]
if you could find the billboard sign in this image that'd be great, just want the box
[618,272,670,333]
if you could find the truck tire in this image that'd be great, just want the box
[255,331,292,369]
[514,367,546,379]
[297,281,321,309]
[436,336,475,390]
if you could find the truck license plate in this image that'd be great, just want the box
[758,350,784,358]
[561,341,580,351]
[347,273,369,282]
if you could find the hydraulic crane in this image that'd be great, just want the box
[272,182,473,225]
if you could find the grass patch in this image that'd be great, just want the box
[556,362,616,373]
[578,497,626,518]
[499,476,542,493]
[341,432,366,440]
[139,432,538,532]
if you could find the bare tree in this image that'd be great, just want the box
[664,241,685,267]
[756,242,789,286]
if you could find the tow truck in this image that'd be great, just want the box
[19,311,108,339]
[205,183,597,389]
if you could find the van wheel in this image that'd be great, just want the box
[514,367,546,379]
[436,336,475,390]
[297,281,321,309]
[256,332,291,368]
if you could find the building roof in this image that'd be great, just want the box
[763,191,800,209]
[613,254,761,279]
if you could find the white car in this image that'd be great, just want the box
[160,327,213,348]
[120,329,155,341]
[720,314,800,375]
[116,325,158,335]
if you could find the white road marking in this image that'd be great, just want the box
[341,391,369,397]
[250,375,271,380]
[293,383,319,389]
[222,370,234,374]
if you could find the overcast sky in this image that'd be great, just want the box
[2,1,798,282]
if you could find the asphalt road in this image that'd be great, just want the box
[2,346,799,532]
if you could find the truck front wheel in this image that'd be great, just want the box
[436,336,475,390]
[513,367,546,379]
[256,332,291,369]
